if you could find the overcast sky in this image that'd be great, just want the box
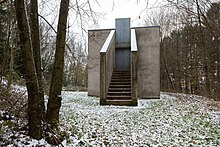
[38,0,164,41]
[93,0,163,29]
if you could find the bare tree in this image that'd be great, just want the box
[159,0,220,100]
[14,0,43,139]
[46,0,70,128]
[30,0,45,117]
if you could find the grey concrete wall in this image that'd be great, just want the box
[88,27,160,99]
[135,27,160,98]
[88,29,112,96]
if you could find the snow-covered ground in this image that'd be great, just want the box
[1,91,220,146]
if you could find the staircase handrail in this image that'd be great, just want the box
[100,30,115,53]
[131,29,138,105]
[100,30,115,105]
[131,29,138,51]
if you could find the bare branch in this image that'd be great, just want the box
[38,14,57,33]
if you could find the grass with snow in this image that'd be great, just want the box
[1,91,219,146]
[59,92,220,146]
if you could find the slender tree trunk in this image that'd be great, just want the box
[15,0,42,139]
[30,0,45,117]
[184,27,190,94]
[195,0,210,96]
[175,32,182,92]
[46,0,70,128]
[161,41,175,91]
[6,13,12,88]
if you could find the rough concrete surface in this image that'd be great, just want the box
[135,27,160,98]
[88,26,160,99]
[88,29,112,96]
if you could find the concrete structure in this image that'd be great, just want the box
[135,27,160,98]
[88,18,160,105]
[88,29,112,96]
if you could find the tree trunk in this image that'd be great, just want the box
[30,0,45,118]
[195,0,211,96]
[160,41,175,91]
[46,0,70,128]
[15,0,42,139]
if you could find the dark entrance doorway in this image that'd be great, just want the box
[115,18,131,70]
[115,48,130,69]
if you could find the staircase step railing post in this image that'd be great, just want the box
[131,29,138,105]
[100,53,106,104]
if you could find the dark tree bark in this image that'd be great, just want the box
[46,0,70,128]
[15,0,42,139]
[30,0,45,117]
[195,0,211,96]
[161,40,175,91]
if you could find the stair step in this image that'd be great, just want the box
[111,78,130,82]
[113,70,130,72]
[112,73,130,75]
[113,72,131,74]
[108,88,131,92]
[112,75,130,77]
[107,95,131,99]
[108,91,131,95]
[111,77,131,80]
[112,72,130,74]
[105,100,132,106]
[102,69,134,106]
[110,82,131,85]
[112,75,131,78]
[109,85,131,88]
[113,72,130,74]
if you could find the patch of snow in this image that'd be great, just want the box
[59,92,220,146]
[160,93,177,99]
[12,84,27,93]
[1,91,219,146]
[1,78,7,86]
